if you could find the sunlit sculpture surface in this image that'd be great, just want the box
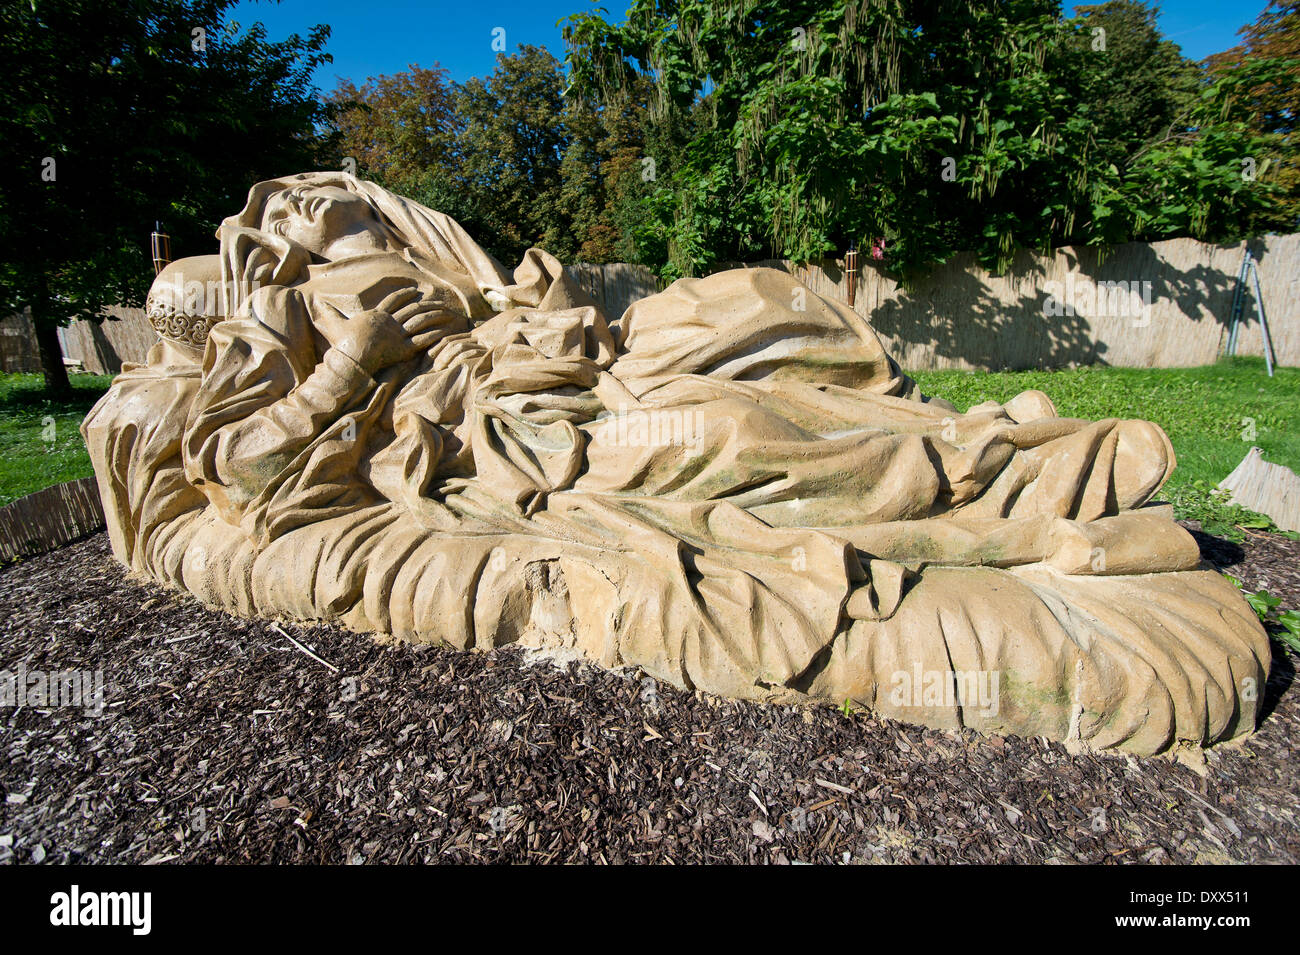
[82,173,1269,755]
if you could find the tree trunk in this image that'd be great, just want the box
[32,309,71,396]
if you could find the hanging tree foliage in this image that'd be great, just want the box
[563,0,1293,281]
[0,0,335,393]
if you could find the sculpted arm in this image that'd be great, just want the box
[181,285,367,523]
[182,285,459,526]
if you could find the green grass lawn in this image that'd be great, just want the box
[0,359,1296,537]
[0,372,114,506]
[912,357,1300,536]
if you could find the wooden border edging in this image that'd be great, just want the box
[0,477,106,563]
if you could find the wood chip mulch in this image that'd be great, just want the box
[0,527,1296,865]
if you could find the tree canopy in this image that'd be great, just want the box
[1206,1,1300,224]
[561,0,1295,280]
[4,0,1297,394]
[0,0,334,392]
[330,45,649,266]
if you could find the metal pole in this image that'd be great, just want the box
[1248,255,1276,377]
[1227,247,1248,357]
[150,221,172,276]
[845,244,859,308]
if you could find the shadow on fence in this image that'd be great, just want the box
[3,233,1296,375]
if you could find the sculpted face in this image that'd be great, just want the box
[263,185,383,256]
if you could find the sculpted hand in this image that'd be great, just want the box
[316,288,456,375]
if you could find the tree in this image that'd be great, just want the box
[1108,55,1292,243]
[327,63,488,243]
[331,65,462,195]
[332,52,653,266]
[1205,1,1300,228]
[0,0,334,394]
[560,75,654,263]
[560,96,619,262]
[453,45,576,263]
[1074,1,1201,168]
[563,0,1293,280]
[1206,1,1300,136]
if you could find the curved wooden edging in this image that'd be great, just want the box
[0,476,105,563]
[1221,447,1300,533]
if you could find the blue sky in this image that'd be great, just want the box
[230,0,1268,91]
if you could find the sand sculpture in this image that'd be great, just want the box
[82,172,1270,755]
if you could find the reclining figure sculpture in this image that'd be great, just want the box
[83,172,1269,755]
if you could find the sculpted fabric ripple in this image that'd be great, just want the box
[82,173,1269,756]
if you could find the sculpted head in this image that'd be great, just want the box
[261,183,388,258]
[217,172,516,320]
[145,255,226,350]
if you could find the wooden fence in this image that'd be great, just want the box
[0,477,105,563]
[3,233,1296,375]
[755,232,1299,371]
[0,308,40,373]
[0,305,156,376]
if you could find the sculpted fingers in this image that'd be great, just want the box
[400,306,457,336]
[432,337,485,371]
[408,330,447,352]
[375,287,421,316]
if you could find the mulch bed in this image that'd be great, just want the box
[0,526,1296,865]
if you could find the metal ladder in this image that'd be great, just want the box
[1226,247,1277,377]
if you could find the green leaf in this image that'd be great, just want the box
[1244,589,1281,621]
[1274,610,1300,652]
